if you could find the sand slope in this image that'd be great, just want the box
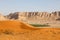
[0,20,60,40]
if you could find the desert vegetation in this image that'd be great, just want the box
[30,24,49,27]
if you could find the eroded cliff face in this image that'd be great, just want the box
[7,11,60,20]
[7,12,19,19]
[6,11,60,24]
[0,11,60,24]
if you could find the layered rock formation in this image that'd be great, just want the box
[7,11,60,20]
[0,11,60,24]
[6,11,60,24]
[7,12,27,21]
[7,12,19,19]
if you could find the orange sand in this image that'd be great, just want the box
[0,20,60,40]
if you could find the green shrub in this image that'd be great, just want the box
[30,24,49,27]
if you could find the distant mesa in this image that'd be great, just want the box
[0,11,60,23]
[7,11,60,20]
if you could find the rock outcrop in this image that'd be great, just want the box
[7,11,60,20]
[7,12,27,21]
[0,13,7,20]
[0,11,60,23]
[6,11,60,24]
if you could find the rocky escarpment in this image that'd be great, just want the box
[6,11,60,24]
[0,11,60,24]
[7,11,60,20]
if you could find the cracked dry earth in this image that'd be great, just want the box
[0,20,60,40]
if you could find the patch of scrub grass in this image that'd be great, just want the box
[2,30,13,35]
[30,24,49,27]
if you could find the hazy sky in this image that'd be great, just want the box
[0,0,60,15]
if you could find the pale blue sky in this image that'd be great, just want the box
[0,0,60,15]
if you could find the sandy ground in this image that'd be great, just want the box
[0,20,60,40]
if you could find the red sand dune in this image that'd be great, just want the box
[0,20,60,40]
